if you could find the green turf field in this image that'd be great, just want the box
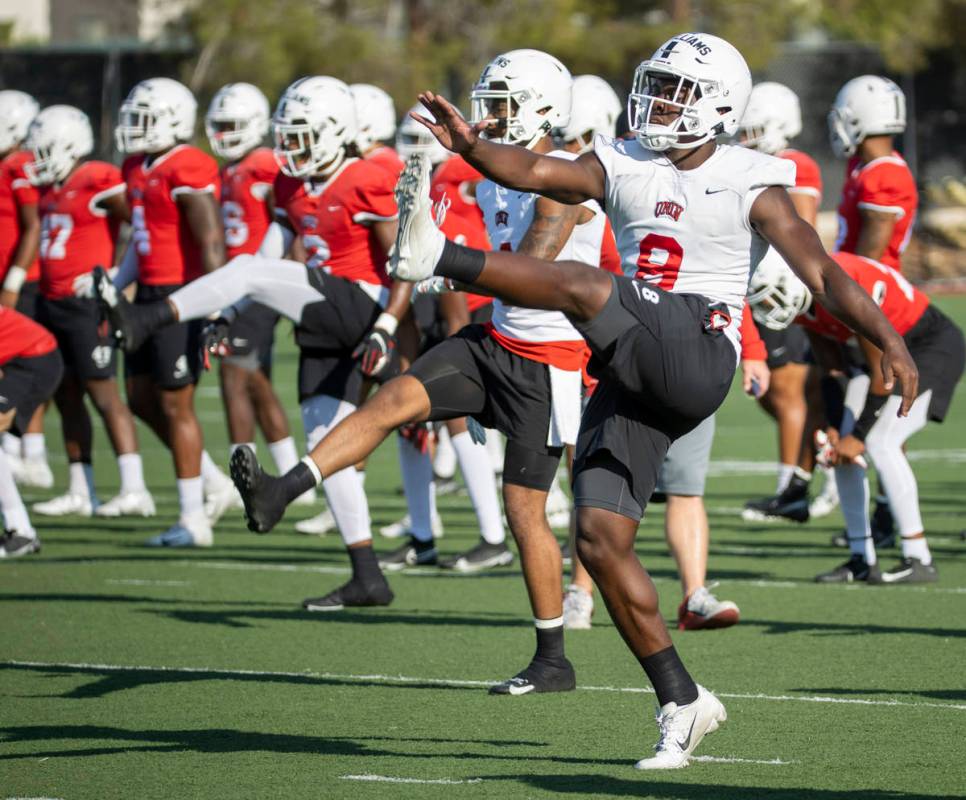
[2,297,965,800]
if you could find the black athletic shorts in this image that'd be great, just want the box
[570,274,736,521]
[15,280,39,318]
[407,323,559,456]
[125,284,203,389]
[296,269,398,402]
[36,295,116,381]
[224,301,279,375]
[412,294,448,354]
[903,305,964,423]
[0,350,63,435]
[755,318,809,369]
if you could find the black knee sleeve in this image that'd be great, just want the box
[502,439,562,492]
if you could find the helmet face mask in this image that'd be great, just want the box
[115,78,197,155]
[748,259,813,331]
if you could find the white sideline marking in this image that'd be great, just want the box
[106,579,192,587]
[705,450,966,476]
[342,774,482,785]
[4,659,965,712]
[691,756,794,765]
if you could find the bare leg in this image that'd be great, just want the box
[159,385,203,479]
[86,377,139,456]
[504,483,563,619]
[664,495,709,599]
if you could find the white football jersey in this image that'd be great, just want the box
[478,149,606,344]
[593,136,795,355]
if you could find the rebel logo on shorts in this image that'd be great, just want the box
[495,210,509,227]
[654,201,683,221]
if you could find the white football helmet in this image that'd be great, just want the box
[272,76,357,178]
[24,105,94,186]
[557,75,622,153]
[396,103,449,165]
[628,33,751,152]
[0,90,39,153]
[470,49,572,149]
[115,77,197,154]
[748,252,812,331]
[828,75,906,158]
[738,82,802,155]
[350,84,396,152]
[205,82,270,161]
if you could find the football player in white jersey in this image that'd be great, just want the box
[394,32,917,769]
[229,49,616,696]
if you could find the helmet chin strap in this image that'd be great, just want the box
[314,146,347,179]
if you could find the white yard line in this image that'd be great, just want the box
[690,755,794,765]
[341,774,483,785]
[4,659,964,712]
[106,579,192,587]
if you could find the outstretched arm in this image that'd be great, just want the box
[413,91,605,205]
[751,187,918,414]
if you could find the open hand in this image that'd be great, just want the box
[412,92,488,156]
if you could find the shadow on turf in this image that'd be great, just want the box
[743,617,965,639]
[800,687,966,702]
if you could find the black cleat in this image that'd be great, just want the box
[302,578,394,611]
[489,657,576,696]
[0,530,41,558]
[742,478,809,523]
[815,554,881,584]
[229,446,287,533]
[439,540,515,572]
[378,536,438,571]
[869,556,938,585]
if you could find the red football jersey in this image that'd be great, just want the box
[739,302,767,361]
[796,252,928,343]
[38,161,124,300]
[835,152,917,271]
[0,305,56,364]
[599,218,622,275]
[274,158,397,288]
[780,148,822,201]
[220,147,278,260]
[365,146,405,180]
[0,149,41,283]
[430,156,488,247]
[123,145,220,286]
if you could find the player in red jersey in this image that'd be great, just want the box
[97,76,413,609]
[830,76,917,271]
[110,77,230,547]
[737,82,837,523]
[0,90,52,489]
[351,84,404,178]
[22,105,155,520]
[750,251,963,584]
[205,82,313,510]
[0,306,62,557]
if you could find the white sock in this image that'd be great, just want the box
[177,476,205,519]
[357,469,366,488]
[901,535,932,565]
[69,462,96,500]
[229,442,256,459]
[485,428,504,475]
[268,436,299,474]
[22,432,45,462]
[776,463,796,494]
[835,463,876,565]
[398,434,434,542]
[117,453,146,493]
[2,432,20,458]
[201,450,230,489]
[0,452,32,535]
[434,426,457,480]
[451,431,504,544]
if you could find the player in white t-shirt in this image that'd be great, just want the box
[388,32,918,769]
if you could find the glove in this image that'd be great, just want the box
[413,276,454,296]
[399,421,432,454]
[74,266,118,299]
[466,416,487,446]
[200,317,232,370]
[353,312,398,378]
[815,429,867,470]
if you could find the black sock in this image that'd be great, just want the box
[279,462,318,504]
[348,544,384,584]
[639,645,699,707]
[535,623,565,663]
[437,239,486,284]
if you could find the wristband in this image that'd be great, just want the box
[850,392,889,442]
[820,374,846,429]
[374,311,399,336]
[438,238,486,284]
[2,265,27,292]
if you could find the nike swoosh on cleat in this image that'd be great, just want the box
[675,718,697,751]
[507,682,536,695]
[883,568,913,582]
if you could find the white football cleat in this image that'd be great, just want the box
[204,481,243,525]
[17,458,55,489]
[95,489,157,518]
[146,515,213,548]
[33,491,96,517]
[635,685,727,770]
[389,155,446,282]
[562,584,593,630]
[294,508,336,536]
[379,511,444,539]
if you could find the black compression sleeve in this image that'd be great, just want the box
[436,239,486,284]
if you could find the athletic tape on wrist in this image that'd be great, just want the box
[2,265,26,292]
[374,312,398,336]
